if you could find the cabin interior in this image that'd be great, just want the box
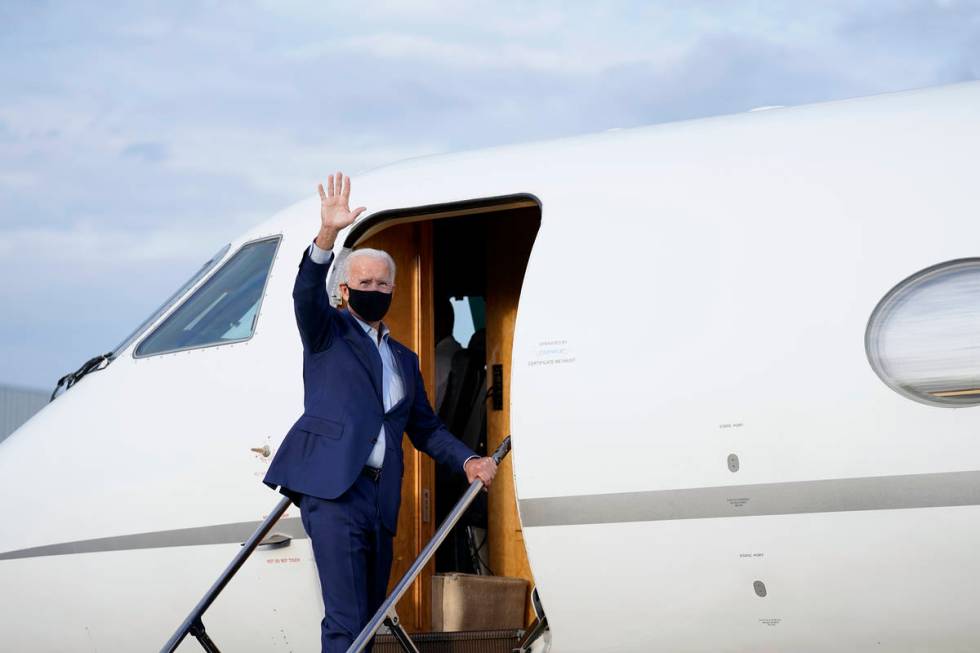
[350,196,541,636]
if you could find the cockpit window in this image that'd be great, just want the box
[866,258,980,407]
[112,243,231,358]
[135,236,281,357]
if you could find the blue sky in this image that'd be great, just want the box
[2,1,979,390]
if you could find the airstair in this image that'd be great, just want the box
[160,437,548,653]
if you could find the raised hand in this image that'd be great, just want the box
[315,171,367,250]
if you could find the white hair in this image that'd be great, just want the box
[340,247,396,284]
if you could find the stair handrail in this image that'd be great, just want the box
[346,435,512,653]
[159,495,293,653]
[160,435,512,653]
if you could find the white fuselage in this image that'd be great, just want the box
[3,81,980,652]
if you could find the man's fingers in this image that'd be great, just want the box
[482,461,495,477]
[351,206,367,221]
[342,174,350,199]
[479,460,495,486]
[466,458,498,487]
[334,170,342,196]
[318,183,327,201]
[326,175,335,197]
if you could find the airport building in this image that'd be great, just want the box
[0,384,48,443]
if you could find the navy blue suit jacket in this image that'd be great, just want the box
[263,247,476,533]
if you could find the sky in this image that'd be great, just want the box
[2,0,979,391]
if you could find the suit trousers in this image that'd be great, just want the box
[299,474,394,653]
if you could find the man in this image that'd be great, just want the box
[263,171,498,653]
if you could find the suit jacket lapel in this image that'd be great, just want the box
[389,343,413,412]
[340,310,384,403]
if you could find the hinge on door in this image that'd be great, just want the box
[422,488,431,523]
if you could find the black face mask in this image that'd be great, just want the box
[347,287,393,322]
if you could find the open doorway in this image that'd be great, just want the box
[349,197,541,633]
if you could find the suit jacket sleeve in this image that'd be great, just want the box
[293,246,339,353]
[405,353,478,474]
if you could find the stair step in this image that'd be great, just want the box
[374,628,524,653]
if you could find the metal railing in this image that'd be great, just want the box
[160,436,511,653]
[347,437,511,653]
[160,496,292,653]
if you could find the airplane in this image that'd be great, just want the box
[2,79,980,652]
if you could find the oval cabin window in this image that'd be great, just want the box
[867,259,980,407]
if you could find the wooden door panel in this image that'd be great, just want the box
[485,211,539,623]
[358,222,435,632]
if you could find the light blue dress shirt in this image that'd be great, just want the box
[352,314,403,468]
[309,241,478,472]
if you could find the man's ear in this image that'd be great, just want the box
[339,283,349,306]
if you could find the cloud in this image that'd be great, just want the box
[0,221,240,267]
[0,171,37,189]
[284,32,629,76]
[162,124,446,197]
[121,142,168,162]
[1,0,979,388]
[836,0,980,85]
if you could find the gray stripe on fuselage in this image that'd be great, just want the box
[519,470,980,527]
[0,517,308,561]
[8,470,980,559]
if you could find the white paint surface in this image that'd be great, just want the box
[1,81,979,651]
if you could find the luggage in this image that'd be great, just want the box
[431,573,528,632]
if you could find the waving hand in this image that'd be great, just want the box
[314,171,367,250]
